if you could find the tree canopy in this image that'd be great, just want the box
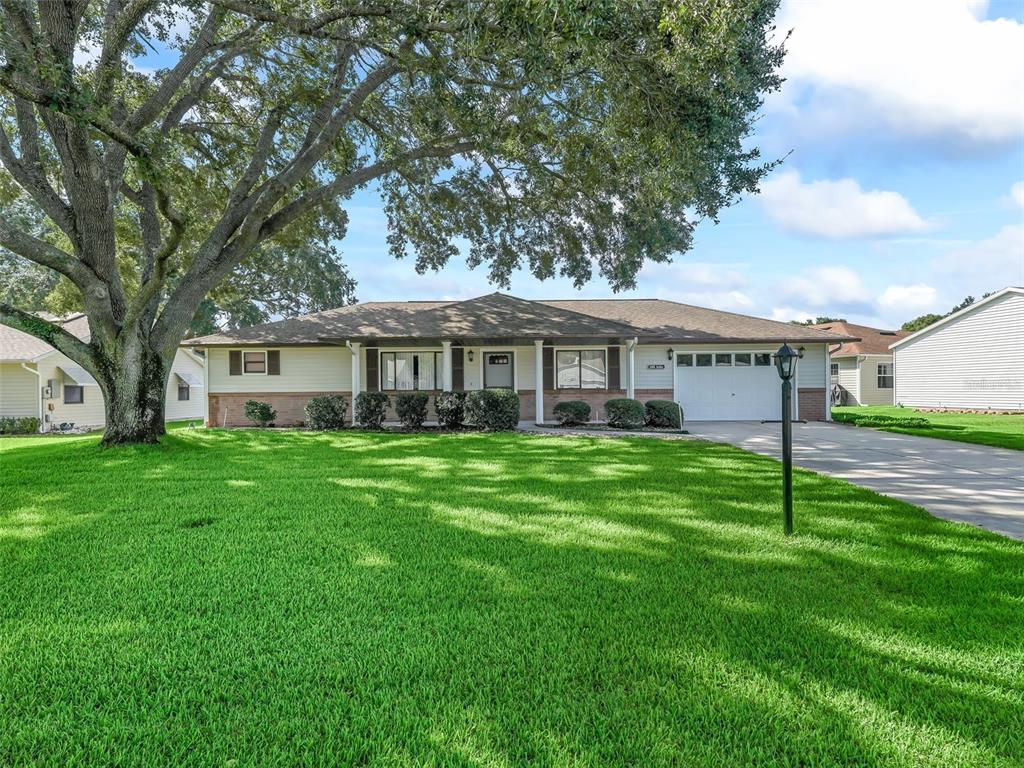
[0,0,785,442]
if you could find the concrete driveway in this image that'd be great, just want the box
[686,421,1024,540]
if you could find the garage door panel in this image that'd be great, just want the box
[675,357,781,421]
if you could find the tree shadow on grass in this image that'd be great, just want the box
[1,430,1022,765]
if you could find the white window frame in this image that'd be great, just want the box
[830,362,840,378]
[63,384,85,405]
[178,383,190,401]
[877,362,894,389]
[241,349,268,376]
[379,349,444,391]
[554,346,607,390]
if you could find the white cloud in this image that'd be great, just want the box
[778,265,875,312]
[770,306,815,323]
[759,171,930,239]
[878,284,939,313]
[639,261,748,292]
[932,223,1024,288]
[777,0,1024,145]
[1010,181,1024,209]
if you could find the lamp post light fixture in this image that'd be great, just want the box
[667,347,674,360]
[773,342,803,535]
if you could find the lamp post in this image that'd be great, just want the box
[773,342,802,535]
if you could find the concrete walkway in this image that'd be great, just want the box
[685,421,1024,540]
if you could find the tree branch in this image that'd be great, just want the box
[0,216,98,288]
[0,303,96,367]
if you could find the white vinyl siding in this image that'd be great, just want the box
[208,347,350,393]
[0,363,39,418]
[165,352,206,421]
[893,291,1024,410]
[834,357,861,404]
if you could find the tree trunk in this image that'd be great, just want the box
[95,335,170,446]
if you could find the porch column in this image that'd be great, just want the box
[534,340,544,425]
[627,338,637,400]
[824,345,832,422]
[349,341,361,406]
[441,340,453,392]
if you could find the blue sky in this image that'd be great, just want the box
[337,0,1024,329]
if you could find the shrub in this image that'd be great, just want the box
[604,398,645,429]
[552,400,591,426]
[645,399,682,428]
[243,400,276,427]
[833,411,931,429]
[304,395,348,430]
[355,392,390,429]
[435,391,466,429]
[0,416,40,435]
[396,392,429,429]
[464,389,520,431]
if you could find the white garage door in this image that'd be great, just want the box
[674,352,782,421]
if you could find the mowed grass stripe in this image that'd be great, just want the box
[1,430,1021,767]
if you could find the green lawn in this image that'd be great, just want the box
[1,431,1021,766]
[833,406,1024,450]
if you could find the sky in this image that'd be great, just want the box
[335,0,1024,329]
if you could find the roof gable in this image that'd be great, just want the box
[889,287,1024,350]
[810,321,907,356]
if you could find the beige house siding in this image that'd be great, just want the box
[857,354,896,406]
[34,350,205,430]
[893,290,1024,410]
[0,363,40,418]
[834,357,860,404]
[208,346,350,393]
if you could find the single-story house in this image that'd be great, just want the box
[812,321,908,406]
[0,314,206,431]
[184,293,854,426]
[890,286,1023,411]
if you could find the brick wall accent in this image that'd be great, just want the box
[208,392,347,427]
[519,388,674,422]
[798,388,826,422]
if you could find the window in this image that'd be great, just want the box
[830,363,840,377]
[556,349,606,389]
[178,384,190,401]
[380,352,442,390]
[676,353,693,367]
[715,353,732,366]
[64,385,84,404]
[734,353,751,367]
[877,363,894,389]
[243,351,266,374]
[754,353,772,366]
[695,353,713,367]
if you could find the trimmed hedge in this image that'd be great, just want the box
[552,400,591,426]
[435,391,466,429]
[243,400,276,427]
[465,389,520,431]
[834,411,931,429]
[304,395,348,430]
[605,398,645,429]
[355,392,390,429]
[396,392,429,429]
[645,399,682,429]
[0,416,40,435]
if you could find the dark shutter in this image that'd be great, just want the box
[229,350,242,375]
[542,346,554,390]
[607,346,620,390]
[267,350,280,375]
[366,348,379,392]
[452,347,464,390]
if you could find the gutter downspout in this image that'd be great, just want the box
[20,362,43,432]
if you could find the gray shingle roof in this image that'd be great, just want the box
[0,314,90,361]
[184,293,855,346]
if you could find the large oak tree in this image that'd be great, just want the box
[0,0,784,444]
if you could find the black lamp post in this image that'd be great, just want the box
[773,342,802,535]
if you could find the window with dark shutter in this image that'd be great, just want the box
[267,350,280,375]
[229,350,242,375]
[452,347,464,390]
[607,347,621,390]
[366,348,379,392]
[542,346,554,390]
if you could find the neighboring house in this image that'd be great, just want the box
[890,287,1024,411]
[184,293,854,426]
[0,314,206,431]
[812,321,909,406]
